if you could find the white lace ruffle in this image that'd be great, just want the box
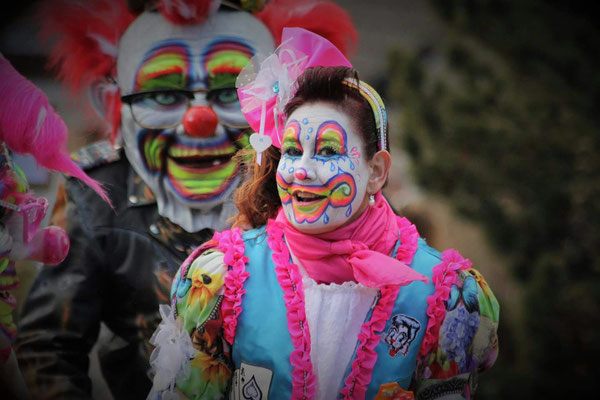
[147,304,197,399]
[302,277,376,292]
[302,276,378,400]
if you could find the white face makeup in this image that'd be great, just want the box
[116,10,274,232]
[276,103,371,234]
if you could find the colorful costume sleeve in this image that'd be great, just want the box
[413,264,500,399]
[149,249,231,400]
[15,192,106,399]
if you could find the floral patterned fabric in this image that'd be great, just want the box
[153,227,499,399]
[414,268,499,399]
[170,249,232,400]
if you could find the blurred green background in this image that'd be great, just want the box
[383,1,599,397]
[1,0,598,398]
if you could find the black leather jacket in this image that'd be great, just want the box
[16,143,214,399]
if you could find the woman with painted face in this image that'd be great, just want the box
[148,29,499,400]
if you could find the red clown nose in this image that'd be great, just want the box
[182,106,218,137]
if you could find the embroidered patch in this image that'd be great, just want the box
[374,382,415,400]
[230,362,273,400]
[384,314,421,357]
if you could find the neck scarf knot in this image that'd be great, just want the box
[329,240,367,255]
[275,192,428,288]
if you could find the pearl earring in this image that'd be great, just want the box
[368,194,375,205]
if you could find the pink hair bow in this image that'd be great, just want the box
[236,27,352,164]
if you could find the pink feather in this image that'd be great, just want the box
[0,54,111,205]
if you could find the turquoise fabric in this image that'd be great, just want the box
[359,238,439,399]
[232,229,441,398]
[232,226,295,398]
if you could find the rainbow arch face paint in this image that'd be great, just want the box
[277,103,370,234]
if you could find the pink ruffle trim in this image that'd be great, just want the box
[340,217,419,399]
[213,229,249,345]
[267,220,317,399]
[340,284,400,399]
[395,216,419,265]
[264,217,420,399]
[418,249,472,359]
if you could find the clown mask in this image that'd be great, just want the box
[276,103,371,234]
[117,10,274,232]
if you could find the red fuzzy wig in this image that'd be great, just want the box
[39,0,357,144]
[257,0,357,56]
[158,0,221,24]
[37,0,136,143]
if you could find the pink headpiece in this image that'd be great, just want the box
[0,54,111,204]
[38,0,356,144]
[236,27,352,164]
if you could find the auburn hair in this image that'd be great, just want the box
[232,66,382,230]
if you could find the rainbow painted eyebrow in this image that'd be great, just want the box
[314,121,348,157]
[202,40,254,89]
[281,120,303,155]
[134,43,191,92]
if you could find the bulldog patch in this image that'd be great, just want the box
[384,314,421,357]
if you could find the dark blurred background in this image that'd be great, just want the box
[2,0,599,398]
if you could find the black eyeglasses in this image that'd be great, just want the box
[121,87,250,130]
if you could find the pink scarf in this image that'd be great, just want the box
[275,192,428,287]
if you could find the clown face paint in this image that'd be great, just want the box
[277,103,370,233]
[117,10,274,232]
